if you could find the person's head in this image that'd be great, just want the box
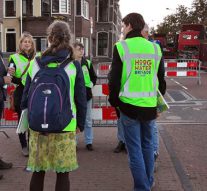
[73,41,85,60]
[43,20,72,56]
[122,13,145,38]
[18,32,35,56]
[141,24,149,39]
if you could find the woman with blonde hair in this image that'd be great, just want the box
[8,32,36,156]
[21,20,87,191]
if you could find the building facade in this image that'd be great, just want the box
[0,0,3,50]
[2,0,121,65]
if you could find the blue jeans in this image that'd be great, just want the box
[120,112,154,191]
[84,99,93,145]
[153,122,159,156]
[117,118,125,143]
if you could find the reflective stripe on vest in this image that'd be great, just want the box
[82,60,93,88]
[13,53,28,74]
[119,41,160,98]
[11,54,29,85]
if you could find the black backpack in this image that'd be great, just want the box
[28,57,74,133]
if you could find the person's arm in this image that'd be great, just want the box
[20,74,31,110]
[88,60,97,86]
[0,54,7,87]
[9,58,22,85]
[108,45,123,107]
[158,56,166,95]
[74,61,87,132]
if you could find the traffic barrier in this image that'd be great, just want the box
[164,59,201,84]
[0,85,18,128]
[96,62,111,77]
[92,77,117,127]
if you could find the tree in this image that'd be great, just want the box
[156,5,190,35]
[156,0,207,35]
[190,0,207,25]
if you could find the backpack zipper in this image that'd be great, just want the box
[29,83,63,111]
[44,96,48,125]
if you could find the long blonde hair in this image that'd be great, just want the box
[18,32,36,59]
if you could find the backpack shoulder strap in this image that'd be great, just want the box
[60,57,73,69]
[35,56,44,69]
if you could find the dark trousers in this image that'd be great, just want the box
[0,101,3,119]
[15,103,27,148]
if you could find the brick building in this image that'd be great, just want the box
[2,0,121,65]
[0,0,3,50]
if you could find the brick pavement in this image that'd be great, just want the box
[0,127,184,191]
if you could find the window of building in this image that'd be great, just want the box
[42,0,50,16]
[97,32,108,56]
[76,37,89,57]
[6,29,16,52]
[98,0,108,22]
[52,0,69,14]
[22,0,33,16]
[4,0,16,17]
[76,0,89,19]
[83,1,89,19]
[34,37,47,52]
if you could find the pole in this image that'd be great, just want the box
[20,0,22,36]
[90,17,93,60]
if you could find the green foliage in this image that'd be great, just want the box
[156,0,207,35]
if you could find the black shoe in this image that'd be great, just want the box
[0,159,13,170]
[86,144,94,151]
[0,174,3,180]
[113,141,125,153]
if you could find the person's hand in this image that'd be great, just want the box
[76,127,81,134]
[8,67,15,76]
[3,76,12,84]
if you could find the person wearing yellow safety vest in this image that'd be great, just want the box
[21,21,87,191]
[108,13,166,191]
[8,32,36,157]
[73,41,97,151]
[141,24,166,172]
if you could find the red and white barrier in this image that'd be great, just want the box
[164,59,201,84]
[92,83,117,122]
[92,84,109,96]
[92,106,117,120]
[165,71,197,77]
[164,61,198,68]
[96,62,111,77]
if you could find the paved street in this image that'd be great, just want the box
[1,72,207,191]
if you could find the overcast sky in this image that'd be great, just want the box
[119,0,193,28]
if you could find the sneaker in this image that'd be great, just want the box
[0,174,3,180]
[0,159,13,169]
[113,141,126,153]
[22,147,29,157]
[86,144,94,151]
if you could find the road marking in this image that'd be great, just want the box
[158,121,207,125]
[171,79,188,90]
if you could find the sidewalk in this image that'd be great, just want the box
[0,127,183,191]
